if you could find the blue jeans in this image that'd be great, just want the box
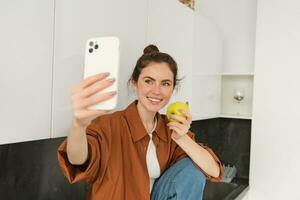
[150,157,206,200]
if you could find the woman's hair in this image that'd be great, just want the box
[128,44,181,89]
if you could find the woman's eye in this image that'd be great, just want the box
[162,82,171,86]
[145,79,153,84]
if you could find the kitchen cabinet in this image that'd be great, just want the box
[192,14,222,120]
[147,0,222,120]
[196,0,256,74]
[51,0,148,138]
[195,0,257,119]
[147,0,194,110]
[0,0,54,144]
[220,75,253,118]
[0,0,223,144]
[0,0,148,143]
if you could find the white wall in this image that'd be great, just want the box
[249,0,300,199]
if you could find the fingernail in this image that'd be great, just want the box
[110,91,117,96]
[107,78,116,83]
[102,72,110,77]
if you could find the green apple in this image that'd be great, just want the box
[166,101,190,122]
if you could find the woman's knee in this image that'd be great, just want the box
[174,158,206,186]
[171,158,206,199]
[151,158,206,200]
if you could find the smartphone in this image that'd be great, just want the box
[83,36,120,110]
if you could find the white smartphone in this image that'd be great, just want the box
[83,36,120,110]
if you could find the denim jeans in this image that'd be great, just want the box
[150,157,206,200]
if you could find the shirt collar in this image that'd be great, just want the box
[123,100,169,143]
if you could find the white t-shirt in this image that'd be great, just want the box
[146,119,161,192]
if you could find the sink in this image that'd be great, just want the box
[203,179,248,200]
[204,181,238,200]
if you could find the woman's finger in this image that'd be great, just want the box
[168,121,190,131]
[76,91,117,109]
[81,77,116,98]
[168,126,182,135]
[169,114,189,125]
[168,122,183,129]
[72,72,110,94]
[179,109,192,123]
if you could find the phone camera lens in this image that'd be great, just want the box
[94,44,99,49]
[89,48,93,53]
[89,41,94,47]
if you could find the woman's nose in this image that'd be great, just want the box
[152,84,161,94]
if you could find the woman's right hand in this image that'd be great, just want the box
[70,72,116,128]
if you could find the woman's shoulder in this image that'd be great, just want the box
[85,111,124,141]
[92,110,124,125]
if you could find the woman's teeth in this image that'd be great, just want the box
[147,97,162,102]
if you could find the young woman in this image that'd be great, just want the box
[57,45,223,200]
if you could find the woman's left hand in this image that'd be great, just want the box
[167,109,192,140]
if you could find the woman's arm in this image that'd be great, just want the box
[173,134,220,178]
[66,72,116,165]
[167,109,221,178]
[66,119,89,165]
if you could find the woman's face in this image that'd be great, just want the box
[133,62,174,113]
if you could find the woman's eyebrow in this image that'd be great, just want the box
[143,76,155,80]
[143,76,172,82]
[162,79,172,82]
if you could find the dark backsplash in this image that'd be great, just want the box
[0,138,87,200]
[0,118,251,199]
[191,118,251,179]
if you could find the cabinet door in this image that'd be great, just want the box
[196,0,256,74]
[192,14,222,120]
[147,0,194,114]
[0,1,54,144]
[52,0,148,138]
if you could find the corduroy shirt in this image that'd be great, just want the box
[57,100,223,200]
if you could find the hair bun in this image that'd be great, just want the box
[143,44,159,54]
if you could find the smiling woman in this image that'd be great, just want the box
[131,63,174,113]
[57,44,223,200]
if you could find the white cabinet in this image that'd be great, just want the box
[192,14,222,120]
[0,1,55,144]
[196,0,257,74]
[196,0,257,119]
[220,75,253,118]
[147,0,222,119]
[0,0,223,144]
[51,0,148,138]
[147,0,194,111]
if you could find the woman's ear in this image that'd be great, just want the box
[131,79,137,91]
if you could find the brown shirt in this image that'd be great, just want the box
[57,100,223,200]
